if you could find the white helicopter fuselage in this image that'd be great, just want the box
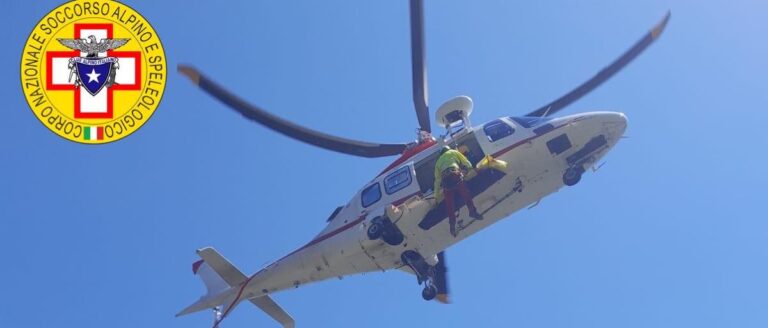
[198,111,628,305]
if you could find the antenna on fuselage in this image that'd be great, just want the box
[541,105,552,118]
[435,95,474,139]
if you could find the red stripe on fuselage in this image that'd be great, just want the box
[378,139,436,177]
[212,274,256,328]
[285,215,366,258]
[277,189,421,263]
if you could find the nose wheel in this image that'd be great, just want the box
[563,166,585,186]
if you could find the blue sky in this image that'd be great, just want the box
[2,0,767,327]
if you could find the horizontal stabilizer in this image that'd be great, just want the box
[250,296,295,328]
[175,289,238,317]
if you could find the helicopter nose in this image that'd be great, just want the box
[599,112,628,140]
[565,111,627,146]
[609,112,627,127]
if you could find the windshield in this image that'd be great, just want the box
[483,119,515,142]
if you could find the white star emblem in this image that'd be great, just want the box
[86,69,101,84]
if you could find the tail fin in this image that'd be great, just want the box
[177,247,295,328]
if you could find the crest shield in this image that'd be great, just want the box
[73,57,117,96]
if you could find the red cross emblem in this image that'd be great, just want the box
[46,23,142,119]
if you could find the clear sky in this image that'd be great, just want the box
[2,0,767,327]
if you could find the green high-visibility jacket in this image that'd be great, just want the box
[433,149,473,201]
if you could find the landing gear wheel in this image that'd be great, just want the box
[367,220,383,240]
[422,284,438,301]
[563,166,584,186]
[368,216,404,245]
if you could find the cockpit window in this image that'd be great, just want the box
[326,206,343,222]
[483,119,514,142]
[511,116,553,128]
[361,183,381,208]
[384,166,412,195]
[533,123,555,135]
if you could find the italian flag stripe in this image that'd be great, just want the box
[84,126,104,141]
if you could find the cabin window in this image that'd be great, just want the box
[384,166,412,195]
[483,119,514,142]
[547,133,572,155]
[361,183,382,208]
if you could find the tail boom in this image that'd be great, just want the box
[176,247,294,327]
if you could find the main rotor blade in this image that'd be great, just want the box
[178,65,408,158]
[410,0,431,133]
[434,251,450,304]
[525,11,671,118]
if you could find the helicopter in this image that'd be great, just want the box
[176,1,669,327]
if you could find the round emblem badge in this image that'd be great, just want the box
[20,0,166,144]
